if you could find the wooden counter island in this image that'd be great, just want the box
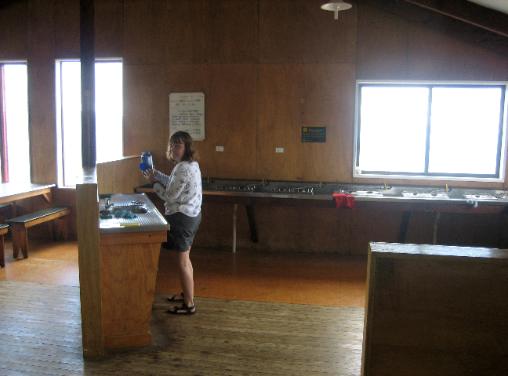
[98,194,168,350]
[77,185,168,358]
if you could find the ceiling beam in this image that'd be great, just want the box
[402,0,508,38]
[362,0,508,57]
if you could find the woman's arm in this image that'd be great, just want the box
[159,164,188,202]
[153,169,171,186]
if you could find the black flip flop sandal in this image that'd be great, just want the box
[167,292,184,303]
[167,303,196,315]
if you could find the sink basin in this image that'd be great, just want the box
[351,190,384,197]
[402,191,449,199]
[463,194,497,200]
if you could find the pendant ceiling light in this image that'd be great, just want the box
[321,1,352,20]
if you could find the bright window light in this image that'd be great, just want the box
[428,87,503,175]
[2,63,30,184]
[358,86,429,173]
[56,60,123,187]
[355,83,506,180]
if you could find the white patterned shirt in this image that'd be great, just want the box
[153,161,202,217]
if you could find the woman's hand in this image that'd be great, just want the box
[142,169,156,183]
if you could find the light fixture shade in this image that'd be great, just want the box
[321,1,352,20]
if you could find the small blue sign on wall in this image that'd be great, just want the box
[301,126,326,143]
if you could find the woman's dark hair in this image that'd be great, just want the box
[168,131,196,162]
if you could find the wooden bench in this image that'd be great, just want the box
[7,207,70,259]
[0,224,8,267]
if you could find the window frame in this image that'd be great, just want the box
[353,80,508,182]
[55,57,123,188]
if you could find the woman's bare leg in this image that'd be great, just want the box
[176,249,194,306]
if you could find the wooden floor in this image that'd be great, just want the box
[0,239,367,307]
[0,281,364,376]
[0,240,367,375]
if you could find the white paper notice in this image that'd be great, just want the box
[169,92,205,141]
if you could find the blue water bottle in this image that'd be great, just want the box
[139,152,154,171]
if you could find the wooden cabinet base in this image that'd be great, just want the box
[100,231,166,350]
[104,333,152,349]
[362,242,508,376]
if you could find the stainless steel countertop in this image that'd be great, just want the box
[99,193,168,234]
[201,179,508,206]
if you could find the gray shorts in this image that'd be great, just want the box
[163,212,201,252]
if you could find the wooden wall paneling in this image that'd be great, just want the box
[195,202,355,254]
[435,213,500,247]
[54,0,79,58]
[123,64,168,161]
[257,64,303,180]
[259,0,357,64]
[194,202,238,249]
[244,205,351,253]
[406,23,508,80]
[206,64,258,178]
[348,207,401,255]
[76,182,104,358]
[258,0,296,63]
[356,2,409,79]
[208,0,259,64]
[296,0,357,64]
[165,0,209,64]
[95,0,124,58]
[53,187,77,239]
[123,0,166,64]
[28,0,55,62]
[299,64,356,182]
[28,0,57,184]
[97,156,146,195]
[28,62,57,184]
[0,0,28,59]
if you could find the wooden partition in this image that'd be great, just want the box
[76,180,104,358]
[362,242,508,375]
[97,155,146,194]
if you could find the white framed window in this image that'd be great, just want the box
[354,81,507,181]
[56,59,123,187]
[0,61,30,184]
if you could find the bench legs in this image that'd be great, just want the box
[52,218,68,242]
[11,224,28,259]
[11,219,68,260]
[0,235,4,267]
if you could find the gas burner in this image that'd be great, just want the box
[216,184,258,192]
[271,186,315,194]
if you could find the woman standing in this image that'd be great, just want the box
[144,131,202,314]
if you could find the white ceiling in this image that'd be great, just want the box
[467,0,508,14]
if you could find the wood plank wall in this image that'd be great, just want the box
[1,0,506,185]
[97,156,145,195]
[0,0,507,253]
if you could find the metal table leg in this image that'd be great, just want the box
[232,204,238,253]
[398,211,412,243]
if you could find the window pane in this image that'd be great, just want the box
[428,87,503,175]
[95,62,123,163]
[358,86,429,173]
[4,64,30,183]
[60,61,82,187]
